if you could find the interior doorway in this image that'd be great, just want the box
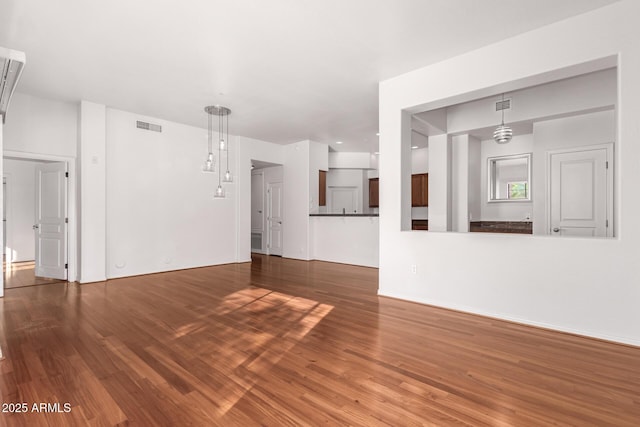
[250,160,283,256]
[266,181,283,256]
[3,154,71,290]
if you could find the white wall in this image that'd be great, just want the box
[79,101,106,282]
[379,0,640,346]
[3,93,77,157]
[480,134,533,222]
[427,134,450,231]
[283,141,311,260]
[532,110,615,235]
[411,147,428,174]
[106,108,238,278]
[310,216,379,267]
[326,169,365,214]
[0,121,3,296]
[411,147,429,219]
[468,136,481,222]
[3,158,38,262]
[451,135,469,232]
[328,151,374,169]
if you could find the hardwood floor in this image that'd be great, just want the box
[3,261,66,289]
[0,254,639,426]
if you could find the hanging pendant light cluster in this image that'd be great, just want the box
[204,105,233,198]
[493,94,513,144]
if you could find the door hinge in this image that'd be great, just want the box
[606,219,609,227]
[65,263,68,269]
[606,161,609,169]
[65,172,69,178]
[65,218,68,223]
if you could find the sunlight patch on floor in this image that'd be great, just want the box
[168,286,334,416]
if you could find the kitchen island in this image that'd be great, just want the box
[309,214,379,267]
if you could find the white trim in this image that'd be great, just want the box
[3,150,77,282]
[545,142,614,237]
[378,291,640,347]
[2,173,10,265]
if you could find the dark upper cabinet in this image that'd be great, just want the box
[369,178,379,207]
[411,173,428,207]
[319,170,327,206]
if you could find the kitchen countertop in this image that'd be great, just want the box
[470,221,532,234]
[310,213,379,217]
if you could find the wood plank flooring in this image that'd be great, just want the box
[3,261,66,289]
[0,254,639,426]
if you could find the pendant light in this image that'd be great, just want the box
[493,94,513,144]
[202,110,216,172]
[204,105,232,198]
[222,110,233,183]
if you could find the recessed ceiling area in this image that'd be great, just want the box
[0,0,617,153]
[411,67,617,143]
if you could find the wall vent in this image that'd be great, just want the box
[495,98,511,111]
[136,120,162,132]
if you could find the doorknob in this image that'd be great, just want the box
[33,224,39,230]
[553,228,560,232]
[277,221,282,224]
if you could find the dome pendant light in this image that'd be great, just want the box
[204,105,232,198]
[493,94,513,144]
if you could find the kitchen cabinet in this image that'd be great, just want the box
[411,173,428,207]
[369,178,379,207]
[412,219,428,230]
[319,170,327,206]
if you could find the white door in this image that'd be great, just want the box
[549,144,612,237]
[267,182,283,256]
[251,172,264,232]
[34,162,67,279]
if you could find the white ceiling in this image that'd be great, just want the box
[0,0,617,153]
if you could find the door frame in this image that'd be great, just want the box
[3,150,77,283]
[545,142,614,237]
[2,175,10,265]
[266,181,283,256]
[250,170,265,254]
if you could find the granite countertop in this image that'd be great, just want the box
[310,213,379,217]
[470,221,532,234]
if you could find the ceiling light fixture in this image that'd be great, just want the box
[411,145,418,149]
[204,105,232,198]
[493,93,513,144]
[335,141,343,145]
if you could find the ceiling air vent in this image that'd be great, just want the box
[495,98,511,111]
[136,120,162,132]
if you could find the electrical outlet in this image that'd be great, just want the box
[411,264,417,274]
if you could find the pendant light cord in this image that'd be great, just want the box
[218,111,222,183]
[226,113,230,172]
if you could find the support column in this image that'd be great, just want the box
[79,101,107,283]
[428,134,451,232]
